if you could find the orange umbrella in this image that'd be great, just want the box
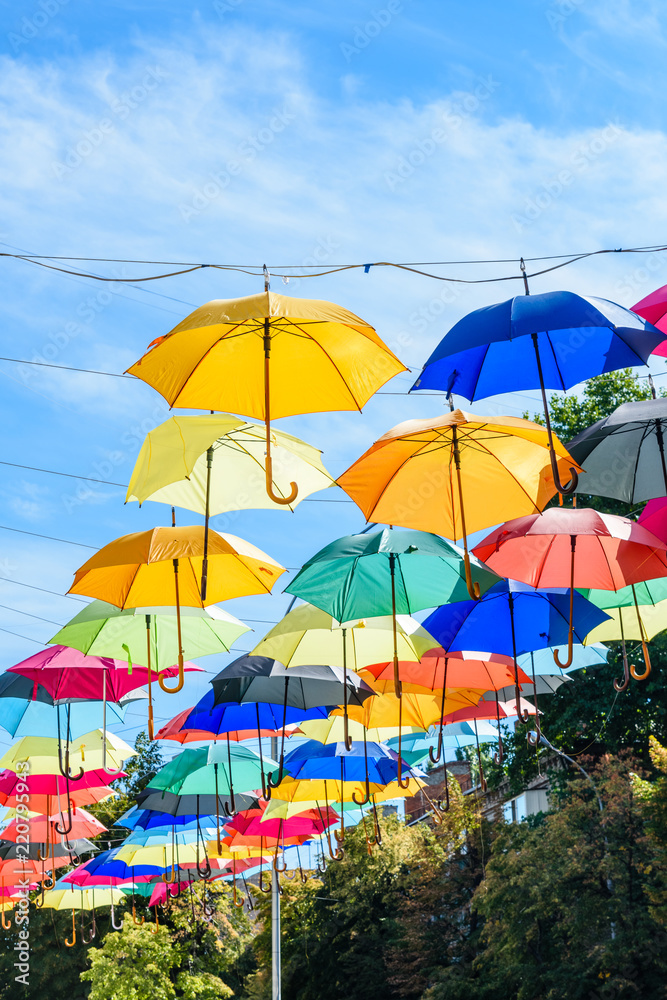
[337,411,577,599]
[68,525,284,694]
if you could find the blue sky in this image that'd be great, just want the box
[0,0,666,750]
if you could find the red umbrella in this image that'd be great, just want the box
[0,768,123,802]
[223,804,338,845]
[473,507,667,667]
[633,285,667,356]
[1,807,106,843]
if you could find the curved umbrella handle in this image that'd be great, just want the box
[550,448,579,497]
[258,868,272,894]
[614,652,630,693]
[463,551,481,601]
[160,559,185,693]
[631,643,651,682]
[352,728,371,805]
[1,901,12,928]
[151,907,160,933]
[54,795,74,838]
[81,907,96,944]
[158,656,185,694]
[396,699,411,790]
[132,901,145,925]
[263,322,298,505]
[273,849,287,873]
[64,909,76,947]
[421,789,443,826]
[232,878,245,909]
[527,715,541,747]
[110,899,123,930]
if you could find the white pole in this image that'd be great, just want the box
[271,866,281,1000]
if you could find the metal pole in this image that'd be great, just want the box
[271,867,281,1000]
[270,733,281,999]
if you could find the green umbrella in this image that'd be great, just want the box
[285,527,498,696]
[147,745,277,811]
[49,601,250,739]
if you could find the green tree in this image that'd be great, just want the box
[424,755,667,1000]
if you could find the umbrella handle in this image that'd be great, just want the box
[132,901,145,925]
[64,909,76,947]
[527,715,541,747]
[110,899,123,930]
[258,868,272,894]
[54,793,74,838]
[429,677,448,765]
[531,332,578,495]
[146,615,155,740]
[352,729,371,805]
[396,699,411,790]
[151,906,160,933]
[421,789,443,826]
[265,454,298,506]
[81,907,96,944]
[614,623,631,692]
[158,658,184,694]
[273,849,287,873]
[463,552,481,601]
[232,875,245,908]
[631,643,651,682]
[160,559,185,693]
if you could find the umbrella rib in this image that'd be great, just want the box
[278,320,365,412]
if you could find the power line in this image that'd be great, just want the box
[0,577,87,603]
[0,625,46,645]
[0,602,64,627]
[0,460,127,488]
[0,523,96,550]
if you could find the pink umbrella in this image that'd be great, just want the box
[0,768,124,800]
[633,285,667,356]
[8,645,201,701]
[638,497,667,544]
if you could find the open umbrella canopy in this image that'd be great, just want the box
[517,643,609,675]
[126,290,406,417]
[387,720,501,754]
[567,397,667,502]
[411,291,665,400]
[268,772,424,803]
[580,578,667,609]
[251,603,439,668]
[49,600,250,669]
[335,688,472,730]
[584,600,667,644]
[297,716,421,744]
[285,528,499,621]
[0,807,106,843]
[155,689,329,742]
[337,412,576,539]
[40,885,125,911]
[7,645,198,700]
[0,768,122,803]
[422,581,609,656]
[68,525,285,609]
[277,740,422,785]
[223,804,338,842]
[115,807,220,833]
[473,507,667,590]
[0,785,114,815]
[638,497,667,543]
[0,680,134,739]
[210,656,375,709]
[126,413,335,513]
[360,651,532,694]
[0,731,135,776]
[64,850,175,886]
[146,744,276,797]
[134,787,258,818]
[632,284,667,355]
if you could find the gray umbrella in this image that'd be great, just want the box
[568,396,667,503]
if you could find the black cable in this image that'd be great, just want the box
[0,577,87,603]
[0,523,96,549]
[0,459,127,488]
[0,602,64,626]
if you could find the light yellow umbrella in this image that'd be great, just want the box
[584,599,667,690]
[126,289,407,505]
[251,603,439,668]
[0,731,135,775]
[39,886,125,911]
[126,414,335,514]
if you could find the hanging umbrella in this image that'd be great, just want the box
[579,578,667,683]
[0,768,121,805]
[0,807,106,843]
[126,414,334,597]
[583,599,667,690]
[0,680,137,740]
[0,731,135,776]
[146,745,274,798]
[154,689,329,750]
[410,288,665,494]
[422,580,608,738]
[133,787,258,818]
[68,525,284,694]
[567,397,667,501]
[336,412,576,596]
[473,507,667,668]
[125,287,407,507]
[285,527,498,694]
[49,601,245,739]
[639,497,667,543]
[360,650,531,771]
[516,643,609,675]
[115,808,221,833]
[210,656,375,790]
[63,850,176,887]
[0,784,113,815]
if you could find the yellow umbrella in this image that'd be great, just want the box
[68,525,284,693]
[337,410,578,599]
[584,599,667,691]
[126,288,407,505]
[39,886,126,947]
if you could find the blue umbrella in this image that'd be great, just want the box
[422,580,610,734]
[116,807,220,833]
[411,289,665,494]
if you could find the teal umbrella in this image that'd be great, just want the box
[147,745,277,806]
[285,527,498,700]
[578,580,667,683]
[49,600,250,738]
